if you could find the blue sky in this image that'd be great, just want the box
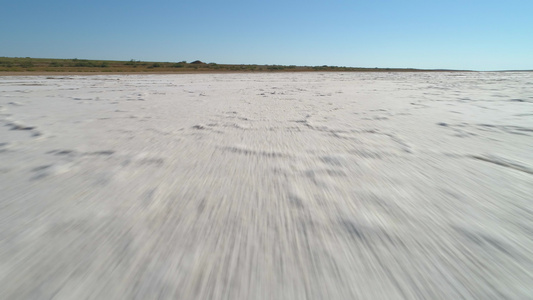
[2,0,532,70]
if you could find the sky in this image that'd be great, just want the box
[1,0,532,70]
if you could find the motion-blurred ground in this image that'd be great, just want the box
[1,72,532,299]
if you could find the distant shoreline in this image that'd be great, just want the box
[0,70,470,76]
[0,57,468,75]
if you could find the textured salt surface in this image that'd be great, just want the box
[1,72,532,299]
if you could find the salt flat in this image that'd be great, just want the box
[1,72,532,299]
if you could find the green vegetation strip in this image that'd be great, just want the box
[0,57,459,73]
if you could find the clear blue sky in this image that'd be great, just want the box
[2,0,532,70]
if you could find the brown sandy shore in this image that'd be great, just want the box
[1,72,532,299]
[0,71,263,76]
[0,70,463,76]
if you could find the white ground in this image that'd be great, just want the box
[1,72,532,299]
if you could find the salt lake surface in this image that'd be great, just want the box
[1,72,532,299]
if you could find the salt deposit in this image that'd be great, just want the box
[1,72,532,299]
